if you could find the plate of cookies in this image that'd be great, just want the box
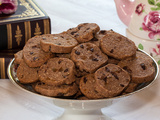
[7,23,159,120]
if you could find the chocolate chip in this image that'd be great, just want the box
[60,36,64,38]
[90,48,94,52]
[123,66,132,73]
[99,30,106,34]
[56,43,61,45]
[32,45,37,49]
[42,37,46,40]
[94,90,98,93]
[111,72,119,80]
[78,26,82,30]
[49,46,51,51]
[92,58,98,61]
[140,63,146,70]
[58,60,62,64]
[30,52,34,55]
[33,57,38,61]
[83,77,87,83]
[110,49,114,53]
[86,28,90,30]
[103,76,107,82]
[64,68,69,72]
[120,84,124,87]
[75,50,80,55]
[75,33,79,37]
[91,37,98,41]
[71,31,77,35]
[80,44,84,48]
[105,67,110,72]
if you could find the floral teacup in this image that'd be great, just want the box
[114,0,160,65]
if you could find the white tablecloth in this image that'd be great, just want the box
[1,0,160,120]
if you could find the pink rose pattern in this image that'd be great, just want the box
[142,11,160,39]
[150,44,160,64]
[136,1,160,40]
[135,3,145,15]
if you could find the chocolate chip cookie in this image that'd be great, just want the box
[79,74,104,99]
[34,82,78,97]
[38,58,75,86]
[94,64,130,98]
[40,32,78,53]
[118,51,155,83]
[71,43,108,73]
[23,35,52,68]
[100,32,137,60]
[67,23,100,43]
[17,60,39,84]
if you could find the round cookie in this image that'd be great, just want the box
[94,64,130,98]
[100,32,137,60]
[14,50,23,64]
[67,23,100,43]
[79,74,104,99]
[23,35,52,68]
[17,60,39,84]
[38,58,75,86]
[34,82,78,97]
[40,33,78,53]
[118,51,155,83]
[71,43,108,73]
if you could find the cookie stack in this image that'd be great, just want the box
[14,23,156,99]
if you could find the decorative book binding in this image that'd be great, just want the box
[0,49,20,79]
[0,0,51,50]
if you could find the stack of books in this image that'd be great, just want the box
[0,0,51,79]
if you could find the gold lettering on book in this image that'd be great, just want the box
[15,25,23,46]
[18,0,39,18]
[34,22,42,36]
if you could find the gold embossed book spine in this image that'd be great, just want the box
[0,0,51,50]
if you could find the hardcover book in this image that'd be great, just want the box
[0,49,20,79]
[0,0,51,50]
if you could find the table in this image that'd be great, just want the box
[1,0,160,120]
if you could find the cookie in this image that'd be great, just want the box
[23,35,52,68]
[79,74,104,99]
[94,64,130,98]
[40,33,78,53]
[14,50,23,64]
[17,60,39,84]
[38,58,75,86]
[67,23,100,43]
[71,43,108,73]
[34,82,78,97]
[118,51,155,83]
[100,32,137,60]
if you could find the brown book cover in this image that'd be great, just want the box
[0,0,51,50]
[0,49,21,79]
